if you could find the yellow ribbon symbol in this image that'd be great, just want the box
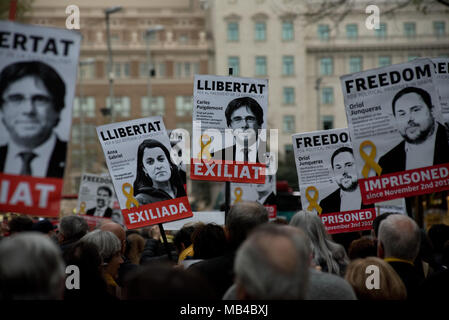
[198,134,212,160]
[122,183,140,209]
[360,140,382,178]
[234,187,243,204]
[79,202,86,214]
[305,186,322,215]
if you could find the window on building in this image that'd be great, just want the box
[228,56,240,76]
[141,96,165,117]
[322,115,334,130]
[285,144,293,156]
[434,21,446,37]
[404,22,416,38]
[79,62,96,79]
[113,62,130,78]
[282,56,294,76]
[283,115,295,133]
[139,62,153,78]
[375,23,387,38]
[283,87,295,105]
[73,97,96,118]
[255,56,267,76]
[408,54,421,61]
[175,62,198,78]
[346,24,358,40]
[378,56,391,67]
[176,96,193,117]
[319,57,333,75]
[282,21,294,41]
[71,124,81,144]
[255,22,267,41]
[227,22,239,41]
[318,24,330,41]
[321,87,334,104]
[349,56,363,73]
[106,96,131,117]
[71,149,81,169]
[84,124,97,145]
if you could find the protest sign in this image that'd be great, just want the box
[432,58,449,126]
[76,173,123,228]
[163,211,225,231]
[168,129,188,189]
[340,58,449,204]
[191,74,269,183]
[0,21,81,216]
[293,128,377,234]
[97,117,193,229]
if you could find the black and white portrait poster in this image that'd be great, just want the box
[432,58,449,126]
[191,74,269,184]
[97,116,193,230]
[0,21,80,217]
[76,173,123,228]
[168,129,188,189]
[292,128,377,234]
[340,58,449,204]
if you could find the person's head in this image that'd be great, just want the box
[255,174,275,195]
[427,223,449,253]
[0,232,65,300]
[331,147,358,192]
[32,218,56,236]
[124,233,145,265]
[133,139,184,193]
[96,186,112,209]
[124,262,217,299]
[345,257,407,300]
[173,224,196,254]
[225,97,264,147]
[80,230,123,279]
[348,237,377,260]
[100,221,126,255]
[226,201,269,250]
[0,61,65,148]
[234,224,310,300]
[192,223,227,259]
[392,86,436,144]
[371,212,399,240]
[290,210,348,275]
[58,215,89,244]
[8,215,33,234]
[377,214,421,261]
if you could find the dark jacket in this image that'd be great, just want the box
[86,207,113,218]
[378,123,449,175]
[134,185,185,206]
[0,138,67,178]
[319,188,373,214]
[388,260,424,300]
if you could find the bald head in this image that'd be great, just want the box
[100,221,126,253]
[378,214,421,261]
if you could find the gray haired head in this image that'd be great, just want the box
[59,215,89,241]
[0,232,66,300]
[234,224,310,300]
[378,214,421,261]
[80,229,121,263]
[290,210,349,275]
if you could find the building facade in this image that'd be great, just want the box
[24,0,212,195]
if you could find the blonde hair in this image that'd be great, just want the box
[344,257,407,300]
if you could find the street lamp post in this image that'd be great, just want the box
[105,6,122,123]
[145,25,164,115]
[78,58,95,174]
[315,77,322,130]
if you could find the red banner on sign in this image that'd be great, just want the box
[265,205,277,219]
[319,208,377,234]
[190,159,266,183]
[360,163,449,204]
[0,173,63,217]
[121,196,193,230]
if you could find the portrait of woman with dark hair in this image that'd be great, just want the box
[133,139,186,205]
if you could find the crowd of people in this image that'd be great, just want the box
[0,202,448,300]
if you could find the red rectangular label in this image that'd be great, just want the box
[360,163,449,204]
[0,173,62,217]
[265,205,277,219]
[319,208,377,234]
[190,159,266,183]
[121,196,193,229]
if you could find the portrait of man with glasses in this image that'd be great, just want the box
[212,96,266,163]
[0,61,67,178]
